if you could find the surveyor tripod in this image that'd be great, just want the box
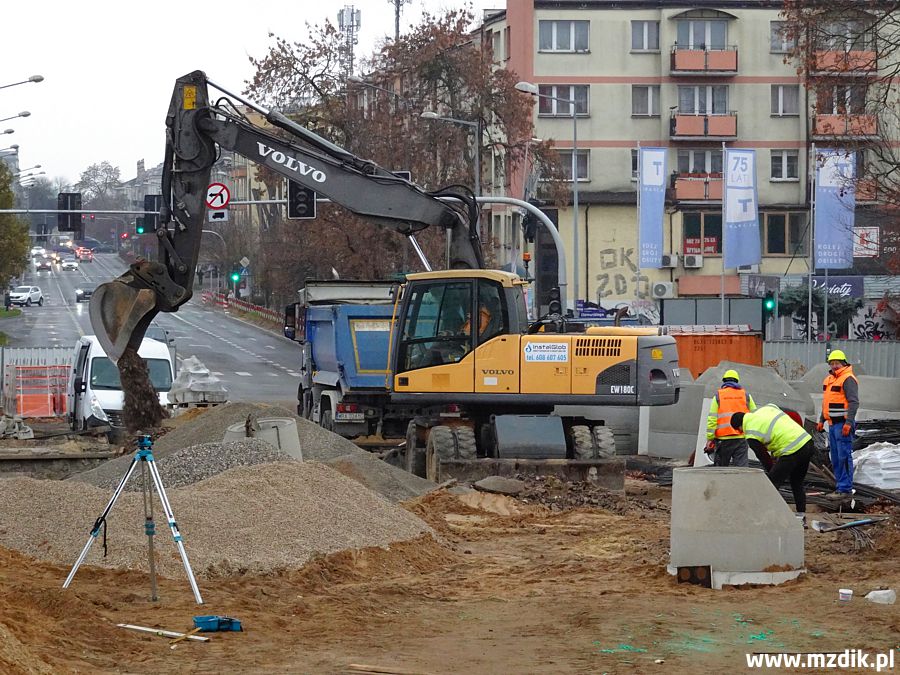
[63,435,203,604]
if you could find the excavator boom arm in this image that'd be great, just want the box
[90,70,483,362]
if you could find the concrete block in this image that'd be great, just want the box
[695,361,814,415]
[669,467,805,589]
[643,383,706,458]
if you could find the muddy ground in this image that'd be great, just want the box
[1,481,897,674]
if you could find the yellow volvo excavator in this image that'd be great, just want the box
[90,71,681,482]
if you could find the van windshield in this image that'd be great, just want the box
[89,357,173,392]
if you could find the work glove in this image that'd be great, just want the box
[842,423,852,437]
[705,440,716,454]
[816,422,825,433]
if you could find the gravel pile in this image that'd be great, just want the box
[0,462,430,578]
[93,438,294,491]
[72,402,436,503]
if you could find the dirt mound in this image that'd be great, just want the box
[0,462,430,579]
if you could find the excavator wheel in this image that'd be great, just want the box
[571,425,594,460]
[590,426,617,458]
[425,425,456,482]
[405,421,426,478]
[453,426,477,460]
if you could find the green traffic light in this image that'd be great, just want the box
[230,273,240,283]
[764,298,776,310]
[136,225,145,235]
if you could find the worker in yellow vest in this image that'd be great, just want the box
[730,405,814,517]
[705,369,757,467]
[816,350,859,499]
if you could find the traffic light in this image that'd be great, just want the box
[548,286,563,316]
[140,194,163,234]
[764,292,776,313]
[57,192,82,232]
[230,270,241,284]
[287,180,317,220]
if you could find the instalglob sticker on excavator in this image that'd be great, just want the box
[524,342,569,362]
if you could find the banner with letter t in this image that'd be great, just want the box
[638,147,667,268]
[815,148,855,269]
[723,148,761,269]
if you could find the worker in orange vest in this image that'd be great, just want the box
[816,349,859,499]
[705,369,757,467]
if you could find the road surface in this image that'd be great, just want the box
[5,253,300,404]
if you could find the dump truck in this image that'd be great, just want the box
[283,280,413,448]
[90,70,682,484]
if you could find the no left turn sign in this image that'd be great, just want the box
[206,183,231,209]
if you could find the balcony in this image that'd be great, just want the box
[812,114,877,138]
[671,46,738,75]
[856,177,879,203]
[813,50,877,75]
[670,112,737,140]
[673,174,723,201]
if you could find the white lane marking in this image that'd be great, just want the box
[235,371,252,377]
[212,371,224,376]
[287,371,299,377]
[187,344,208,348]
[248,337,257,341]
[268,373,280,377]
[265,345,276,350]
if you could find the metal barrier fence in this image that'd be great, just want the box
[0,347,73,417]
[201,291,281,325]
[763,339,900,379]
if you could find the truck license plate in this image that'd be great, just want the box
[335,412,365,422]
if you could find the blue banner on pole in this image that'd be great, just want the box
[723,148,761,269]
[638,148,667,268]
[815,149,855,269]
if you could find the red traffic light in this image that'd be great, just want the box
[120,232,129,239]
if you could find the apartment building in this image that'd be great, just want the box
[483,1,885,313]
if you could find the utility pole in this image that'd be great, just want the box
[389,0,412,42]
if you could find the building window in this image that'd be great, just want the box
[631,149,638,181]
[677,149,723,174]
[820,20,874,51]
[676,20,727,50]
[677,85,728,114]
[683,211,722,255]
[631,21,660,51]
[539,20,590,52]
[770,21,796,53]
[557,149,590,182]
[632,85,660,117]
[771,85,800,116]
[764,212,808,255]
[538,85,589,116]
[771,150,799,180]
[817,84,867,114]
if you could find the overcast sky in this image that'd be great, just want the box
[2,1,503,186]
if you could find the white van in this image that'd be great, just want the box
[67,335,175,431]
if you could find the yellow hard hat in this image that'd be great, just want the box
[722,369,740,382]
[827,350,848,362]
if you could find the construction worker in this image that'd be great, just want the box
[731,405,814,518]
[816,349,859,500]
[705,369,757,467]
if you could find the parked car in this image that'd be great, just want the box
[61,257,79,271]
[36,258,53,271]
[9,286,43,306]
[75,285,95,303]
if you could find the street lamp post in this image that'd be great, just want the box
[0,75,44,92]
[420,111,481,197]
[13,164,40,176]
[0,111,30,125]
[515,81,581,310]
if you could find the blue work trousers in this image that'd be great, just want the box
[828,421,855,493]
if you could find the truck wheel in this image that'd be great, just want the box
[405,421,426,478]
[453,426,477,460]
[590,426,616,458]
[571,425,594,460]
[425,425,455,482]
[321,410,333,432]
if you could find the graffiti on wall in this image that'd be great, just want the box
[594,247,650,300]
[851,303,888,340]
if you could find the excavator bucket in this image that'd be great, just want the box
[89,272,159,364]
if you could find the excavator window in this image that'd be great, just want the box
[397,281,473,373]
